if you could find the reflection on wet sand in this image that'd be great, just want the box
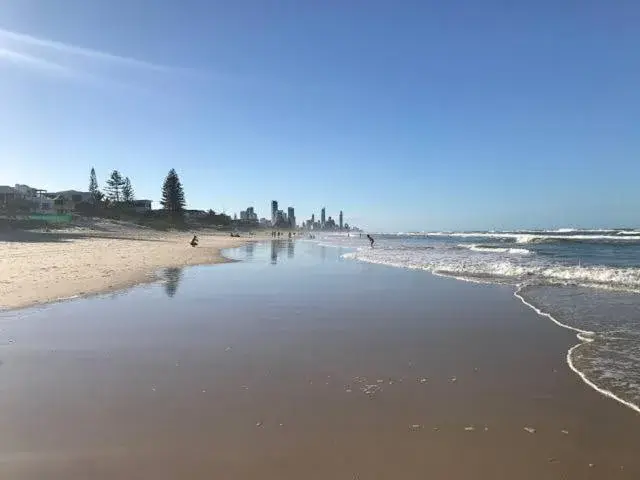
[244,243,255,261]
[270,240,295,264]
[163,267,183,298]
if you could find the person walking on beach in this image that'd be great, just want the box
[367,234,374,248]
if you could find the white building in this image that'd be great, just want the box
[10,184,53,212]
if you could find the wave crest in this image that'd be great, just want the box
[430,231,640,244]
[457,244,532,255]
[345,249,640,293]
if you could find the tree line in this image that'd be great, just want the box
[89,167,186,214]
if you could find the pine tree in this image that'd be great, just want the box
[105,170,124,203]
[89,167,103,204]
[161,169,186,214]
[122,177,134,203]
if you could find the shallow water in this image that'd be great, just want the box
[518,285,640,412]
[316,231,640,413]
[1,240,640,478]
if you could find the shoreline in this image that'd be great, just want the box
[2,241,640,477]
[342,250,640,418]
[514,286,640,416]
[5,226,639,419]
[0,227,267,312]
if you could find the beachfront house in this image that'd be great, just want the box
[14,184,53,213]
[1,184,53,213]
[0,185,18,206]
[51,190,92,204]
[48,190,92,214]
[132,199,152,213]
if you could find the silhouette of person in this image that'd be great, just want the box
[190,235,198,247]
[367,234,374,248]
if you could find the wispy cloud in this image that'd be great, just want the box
[0,47,76,76]
[0,27,204,99]
[0,27,180,73]
[0,45,154,96]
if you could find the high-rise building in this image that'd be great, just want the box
[321,207,326,228]
[240,206,258,224]
[287,207,295,228]
[271,200,278,226]
[339,211,343,230]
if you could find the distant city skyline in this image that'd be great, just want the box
[264,199,349,230]
[2,2,639,231]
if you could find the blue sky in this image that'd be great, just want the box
[1,1,639,232]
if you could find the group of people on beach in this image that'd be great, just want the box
[271,231,294,239]
[188,231,373,248]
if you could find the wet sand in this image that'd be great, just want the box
[0,241,639,479]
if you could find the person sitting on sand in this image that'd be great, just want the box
[190,235,198,247]
[367,234,374,248]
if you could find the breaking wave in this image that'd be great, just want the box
[428,230,640,244]
[457,244,532,255]
[343,249,640,293]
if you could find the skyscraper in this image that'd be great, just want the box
[287,207,295,228]
[321,207,326,228]
[271,200,278,226]
[339,210,343,230]
[240,206,258,224]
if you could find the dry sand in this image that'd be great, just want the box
[0,221,261,310]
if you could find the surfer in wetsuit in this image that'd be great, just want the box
[367,234,374,248]
[190,235,199,247]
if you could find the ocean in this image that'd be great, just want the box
[316,229,640,414]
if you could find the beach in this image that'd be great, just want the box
[0,241,639,479]
[0,223,260,311]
